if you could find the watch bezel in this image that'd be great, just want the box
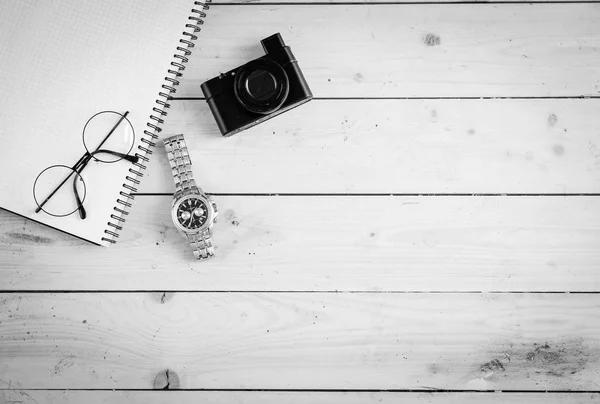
[171,193,214,234]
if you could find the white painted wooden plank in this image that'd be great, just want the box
[1,293,599,389]
[1,195,599,291]
[179,5,600,97]
[139,99,600,194]
[1,390,599,404]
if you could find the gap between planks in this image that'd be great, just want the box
[1,391,599,404]
[1,291,599,294]
[173,96,600,100]
[211,1,600,4]
[131,193,600,196]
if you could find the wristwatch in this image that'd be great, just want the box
[163,134,218,260]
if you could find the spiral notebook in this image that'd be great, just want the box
[0,0,209,246]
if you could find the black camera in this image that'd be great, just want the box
[201,33,313,137]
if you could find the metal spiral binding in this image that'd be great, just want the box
[101,0,211,245]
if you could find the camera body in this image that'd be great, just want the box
[201,33,313,137]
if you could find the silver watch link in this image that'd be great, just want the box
[163,134,218,260]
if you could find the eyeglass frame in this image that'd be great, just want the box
[33,110,138,219]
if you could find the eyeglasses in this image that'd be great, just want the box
[33,110,139,219]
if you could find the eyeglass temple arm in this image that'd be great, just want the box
[72,152,92,220]
[73,172,87,220]
[93,149,139,163]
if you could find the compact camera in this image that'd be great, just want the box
[201,33,313,137]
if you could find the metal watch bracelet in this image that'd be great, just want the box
[163,134,198,196]
[163,134,215,260]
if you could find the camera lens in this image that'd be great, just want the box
[246,70,278,101]
[234,59,289,115]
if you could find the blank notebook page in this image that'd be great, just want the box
[0,0,204,245]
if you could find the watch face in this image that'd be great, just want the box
[175,197,209,230]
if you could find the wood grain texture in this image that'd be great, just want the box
[139,99,600,194]
[1,293,599,389]
[1,391,599,404]
[2,0,599,401]
[178,4,600,98]
[1,195,600,292]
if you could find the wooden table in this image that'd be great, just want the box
[2,0,600,402]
